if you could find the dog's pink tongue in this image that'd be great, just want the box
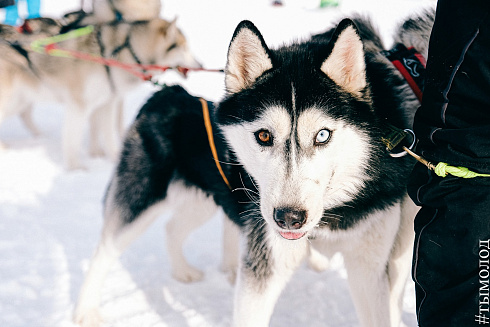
[279,231,306,240]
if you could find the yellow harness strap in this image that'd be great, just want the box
[200,98,232,190]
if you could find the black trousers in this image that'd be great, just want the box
[409,0,490,326]
[0,0,14,8]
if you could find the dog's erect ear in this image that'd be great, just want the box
[225,20,273,94]
[166,17,178,38]
[321,19,367,95]
[156,18,177,38]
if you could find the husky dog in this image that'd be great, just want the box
[92,0,161,22]
[0,18,62,140]
[74,12,433,327]
[0,18,200,168]
[18,17,63,35]
[64,0,161,31]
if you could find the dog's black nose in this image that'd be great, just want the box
[273,208,307,230]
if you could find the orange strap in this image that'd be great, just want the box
[200,98,232,190]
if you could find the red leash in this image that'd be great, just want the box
[44,43,223,84]
[31,25,223,85]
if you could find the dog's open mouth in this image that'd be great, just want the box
[279,231,307,240]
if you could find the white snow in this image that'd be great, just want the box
[0,0,436,326]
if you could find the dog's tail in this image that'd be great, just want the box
[312,15,385,52]
[393,9,435,59]
[349,15,385,51]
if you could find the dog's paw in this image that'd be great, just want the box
[73,307,103,327]
[89,145,105,158]
[220,265,237,285]
[65,160,88,171]
[172,265,204,283]
[307,247,330,272]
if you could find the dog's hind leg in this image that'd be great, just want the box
[88,109,104,158]
[342,204,404,327]
[0,110,6,150]
[74,184,169,327]
[75,129,177,326]
[221,215,240,284]
[165,182,219,283]
[233,229,308,327]
[89,100,122,161]
[62,103,90,170]
[20,107,41,137]
[307,244,330,272]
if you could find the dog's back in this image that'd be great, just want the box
[92,0,161,22]
[108,85,232,224]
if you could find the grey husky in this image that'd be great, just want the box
[74,10,434,327]
[0,17,200,169]
[92,0,162,22]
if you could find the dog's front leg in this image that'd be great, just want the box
[63,104,90,170]
[342,203,406,327]
[233,226,308,327]
[221,215,240,284]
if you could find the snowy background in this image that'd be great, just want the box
[0,0,436,326]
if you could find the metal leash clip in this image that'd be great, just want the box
[381,123,416,158]
[389,129,416,158]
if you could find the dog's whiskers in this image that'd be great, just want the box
[215,159,242,166]
[233,187,259,196]
[236,172,261,207]
[321,214,342,222]
[245,172,260,194]
[238,200,259,205]
[239,208,261,218]
[250,216,267,232]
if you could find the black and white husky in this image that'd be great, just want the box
[74,11,434,327]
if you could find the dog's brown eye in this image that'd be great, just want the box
[255,129,273,146]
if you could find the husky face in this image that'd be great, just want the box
[217,20,381,240]
[146,19,202,72]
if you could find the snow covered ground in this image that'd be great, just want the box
[0,0,436,326]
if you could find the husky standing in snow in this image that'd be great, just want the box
[92,0,161,22]
[68,0,162,26]
[0,17,62,141]
[74,11,434,327]
[0,18,200,169]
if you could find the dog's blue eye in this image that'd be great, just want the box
[315,129,331,145]
[255,129,273,146]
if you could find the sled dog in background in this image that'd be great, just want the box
[92,0,161,22]
[88,0,162,159]
[0,17,62,142]
[65,0,161,30]
[0,18,201,169]
[74,10,433,327]
[61,0,162,159]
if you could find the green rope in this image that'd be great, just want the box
[30,25,94,54]
[402,146,490,179]
[434,162,490,179]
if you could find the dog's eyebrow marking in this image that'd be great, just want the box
[285,83,299,176]
[291,82,297,117]
[291,83,301,153]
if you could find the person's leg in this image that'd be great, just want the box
[26,0,40,19]
[410,172,490,326]
[3,2,19,25]
[409,0,490,326]
[0,0,15,9]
